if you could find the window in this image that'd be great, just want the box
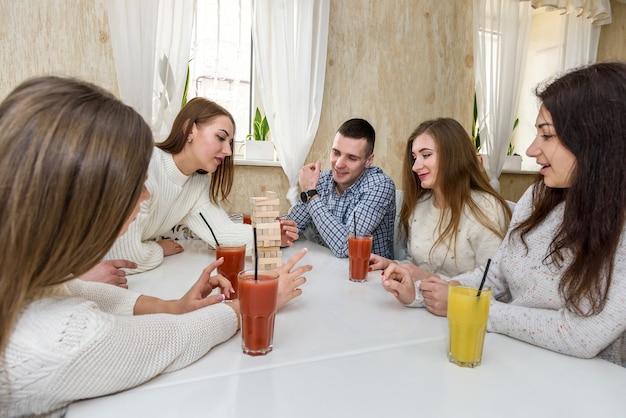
[188,0,253,157]
[513,10,570,171]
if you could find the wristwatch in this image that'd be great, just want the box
[300,189,318,204]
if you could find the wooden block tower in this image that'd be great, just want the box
[250,191,282,270]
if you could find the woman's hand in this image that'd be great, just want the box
[403,264,434,282]
[134,258,233,315]
[272,248,312,309]
[79,259,136,288]
[381,262,416,304]
[157,239,184,256]
[175,258,234,313]
[280,219,299,247]
[368,253,391,271]
[420,276,457,317]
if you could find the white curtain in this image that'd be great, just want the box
[106,0,195,141]
[252,0,330,206]
[530,0,612,25]
[473,0,532,190]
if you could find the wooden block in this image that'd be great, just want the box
[264,191,277,199]
[253,199,280,207]
[256,246,280,253]
[252,210,279,218]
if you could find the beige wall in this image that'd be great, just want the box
[227,0,475,213]
[0,0,117,98]
[1,0,625,211]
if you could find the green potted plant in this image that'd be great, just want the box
[245,107,274,160]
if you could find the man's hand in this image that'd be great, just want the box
[272,248,312,309]
[280,219,299,247]
[298,160,321,192]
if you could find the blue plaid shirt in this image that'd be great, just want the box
[285,166,395,258]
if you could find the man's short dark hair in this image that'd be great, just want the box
[337,118,375,157]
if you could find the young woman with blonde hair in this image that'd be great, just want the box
[99,97,299,278]
[371,117,511,281]
[0,76,309,416]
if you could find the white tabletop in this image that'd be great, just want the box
[67,239,626,418]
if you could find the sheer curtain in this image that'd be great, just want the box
[473,0,532,190]
[530,0,612,25]
[106,0,195,141]
[252,0,330,206]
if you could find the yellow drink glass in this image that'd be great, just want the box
[447,283,492,368]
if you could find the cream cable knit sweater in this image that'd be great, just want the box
[404,191,506,278]
[408,185,626,365]
[105,148,254,273]
[1,279,238,417]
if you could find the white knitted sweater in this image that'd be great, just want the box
[1,279,238,417]
[409,185,626,364]
[105,148,254,273]
[405,191,507,278]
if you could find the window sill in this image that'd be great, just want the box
[501,168,539,175]
[234,158,281,167]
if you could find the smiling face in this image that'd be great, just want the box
[526,106,577,188]
[177,115,234,175]
[330,133,373,194]
[411,132,439,193]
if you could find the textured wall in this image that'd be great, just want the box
[0,0,117,98]
[1,0,625,211]
[227,0,475,214]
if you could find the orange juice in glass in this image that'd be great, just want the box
[447,283,492,368]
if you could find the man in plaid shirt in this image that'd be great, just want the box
[284,119,395,259]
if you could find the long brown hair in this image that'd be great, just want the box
[513,62,626,316]
[0,76,153,354]
[399,118,511,257]
[157,97,236,204]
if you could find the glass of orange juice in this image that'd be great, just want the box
[447,283,492,368]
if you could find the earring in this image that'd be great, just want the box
[188,137,193,143]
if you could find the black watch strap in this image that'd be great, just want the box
[300,189,318,203]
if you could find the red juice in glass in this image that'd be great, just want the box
[348,235,372,282]
[216,245,246,300]
[238,270,279,356]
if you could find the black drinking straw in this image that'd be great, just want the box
[199,212,220,247]
[253,226,258,281]
[476,258,492,297]
[353,212,357,236]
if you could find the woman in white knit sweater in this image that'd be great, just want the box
[370,118,511,280]
[99,98,299,277]
[382,62,626,365]
[0,76,310,417]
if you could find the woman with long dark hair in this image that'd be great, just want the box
[382,62,626,364]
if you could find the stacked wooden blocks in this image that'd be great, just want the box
[250,191,282,270]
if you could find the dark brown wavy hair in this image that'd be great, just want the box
[513,62,626,316]
[400,118,511,258]
[0,76,153,354]
[157,97,236,204]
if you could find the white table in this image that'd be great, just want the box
[67,240,626,418]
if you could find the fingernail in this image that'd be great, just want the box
[217,294,225,302]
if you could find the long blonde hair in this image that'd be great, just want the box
[0,76,153,354]
[399,118,511,256]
